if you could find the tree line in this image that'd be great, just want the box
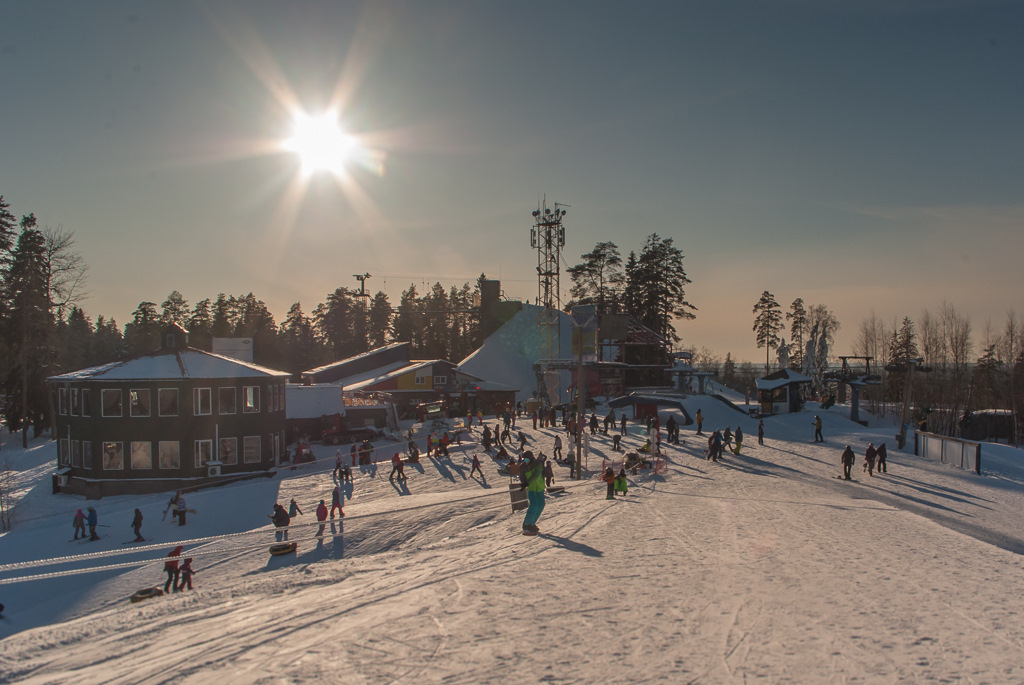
[1,193,701,448]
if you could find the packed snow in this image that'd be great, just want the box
[3,391,1024,683]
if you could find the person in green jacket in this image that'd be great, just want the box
[520,451,546,535]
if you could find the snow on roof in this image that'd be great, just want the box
[48,349,290,382]
[285,384,345,419]
[755,368,812,391]
[345,360,443,391]
[303,341,408,376]
[458,303,574,404]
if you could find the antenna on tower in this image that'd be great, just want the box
[530,197,568,405]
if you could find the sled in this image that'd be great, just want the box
[129,587,165,604]
[269,542,298,556]
[545,486,566,494]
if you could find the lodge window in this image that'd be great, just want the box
[58,387,67,415]
[193,387,212,416]
[434,375,448,386]
[71,388,80,415]
[243,436,261,463]
[102,441,124,470]
[159,388,178,416]
[59,438,70,465]
[194,439,213,467]
[83,441,93,469]
[415,374,427,385]
[71,440,81,467]
[219,387,236,415]
[102,389,123,417]
[82,389,92,417]
[159,441,180,469]
[243,386,260,413]
[130,389,151,417]
[131,442,153,469]
[220,437,238,465]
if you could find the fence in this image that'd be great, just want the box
[915,431,981,474]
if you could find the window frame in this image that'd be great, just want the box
[158,388,179,417]
[130,388,152,417]
[194,439,213,468]
[219,437,238,465]
[219,386,237,415]
[193,387,212,416]
[242,385,260,414]
[101,389,123,418]
[243,435,261,463]
[159,441,180,470]
[102,441,125,470]
[130,441,153,470]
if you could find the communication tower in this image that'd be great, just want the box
[530,199,568,404]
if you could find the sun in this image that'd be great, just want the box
[284,112,358,176]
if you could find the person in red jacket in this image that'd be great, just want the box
[164,545,184,593]
[315,499,329,539]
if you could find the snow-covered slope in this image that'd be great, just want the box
[3,398,1024,683]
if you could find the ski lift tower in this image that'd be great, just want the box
[531,199,568,405]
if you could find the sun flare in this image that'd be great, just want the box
[284,112,358,176]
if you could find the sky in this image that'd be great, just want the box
[4,388,1024,681]
[2,1,1023,363]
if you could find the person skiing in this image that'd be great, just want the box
[315,499,328,539]
[757,419,765,445]
[520,451,546,535]
[876,442,888,473]
[614,469,628,497]
[470,453,485,480]
[177,558,196,591]
[864,443,877,477]
[288,498,303,518]
[131,508,144,542]
[603,467,616,500]
[330,484,344,518]
[733,426,744,455]
[86,507,100,540]
[72,508,87,540]
[841,445,856,480]
[389,453,404,482]
[813,416,824,443]
[542,457,554,487]
[269,503,290,542]
[164,545,184,593]
[695,409,704,435]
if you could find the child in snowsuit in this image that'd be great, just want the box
[73,509,86,539]
[614,469,628,497]
[603,467,616,500]
[177,558,196,591]
[542,459,554,487]
[288,498,303,518]
[612,434,622,451]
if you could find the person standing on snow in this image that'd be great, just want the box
[470,454,485,480]
[86,507,100,540]
[288,498,303,518]
[520,452,546,534]
[175,494,187,526]
[269,503,290,542]
[131,508,144,542]
[164,546,184,593]
[315,499,328,539]
[73,508,87,540]
[813,416,824,443]
[542,457,554,487]
[330,484,344,518]
[620,413,628,436]
[603,467,616,500]
[841,445,856,480]
[733,426,744,455]
[864,443,877,477]
[177,558,197,591]
[876,442,888,473]
[695,409,704,435]
[614,469,629,497]
[757,420,765,445]
[518,431,529,451]
[553,435,563,461]
[666,416,677,445]
[389,453,403,482]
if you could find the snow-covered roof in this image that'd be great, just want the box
[303,342,408,376]
[285,384,346,419]
[345,360,445,391]
[756,368,812,391]
[48,349,290,382]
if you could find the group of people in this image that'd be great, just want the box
[840,442,889,479]
[602,467,629,499]
[704,426,745,461]
[163,545,197,593]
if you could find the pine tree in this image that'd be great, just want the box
[124,302,162,354]
[624,234,696,342]
[280,302,322,373]
[187,298,213,351]
[393,284,423,352]
[566,241,624,314]
[366,291,393,349]
[752,291,783,374]
[160,290,190,327]
[786,298,807,369]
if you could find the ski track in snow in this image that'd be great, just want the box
[4,398,1024,682]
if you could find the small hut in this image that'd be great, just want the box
[755,369,812,415]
